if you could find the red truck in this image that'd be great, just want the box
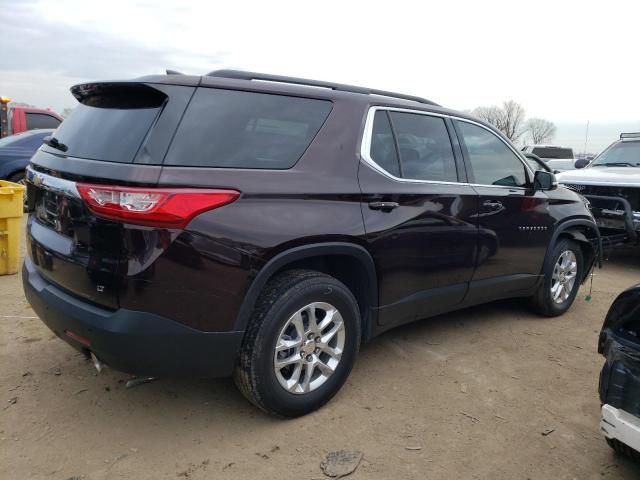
[0,96,63,138]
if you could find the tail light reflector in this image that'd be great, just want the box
[76,184,240,228]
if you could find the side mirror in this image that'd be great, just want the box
[534,170,557,191]
[574,159,589,169]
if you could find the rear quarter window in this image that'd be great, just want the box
[164,88,332,169]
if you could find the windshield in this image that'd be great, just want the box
[592,141,640,166]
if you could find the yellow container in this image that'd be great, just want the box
[0,180,26,275]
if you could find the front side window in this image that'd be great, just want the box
[25,113,61,130]
[457,121,528,187]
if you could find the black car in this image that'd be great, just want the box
[23,70,599,416]
[599,284,640,459]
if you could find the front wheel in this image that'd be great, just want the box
[531,238,584,317]
[234,269,361,417]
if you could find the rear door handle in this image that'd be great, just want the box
[482,200,503,210]
[368,201,399,211]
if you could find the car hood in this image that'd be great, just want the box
[556,166,640,187]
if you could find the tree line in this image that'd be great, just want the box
[472,100,556,145]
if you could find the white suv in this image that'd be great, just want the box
[522,145,575,172]
[556,133,640,244]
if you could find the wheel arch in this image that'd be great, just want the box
[545,218,601,283]
[234,242,378,341]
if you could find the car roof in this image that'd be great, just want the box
[73,70,491,131]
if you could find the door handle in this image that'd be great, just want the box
[482,200,503,210]
[368,201,399,211]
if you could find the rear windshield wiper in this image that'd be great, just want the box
[43,136,68,153]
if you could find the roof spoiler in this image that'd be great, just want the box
[206,69,439,106]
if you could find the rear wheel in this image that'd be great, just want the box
[234,269,360,417]
[531,238,583,316]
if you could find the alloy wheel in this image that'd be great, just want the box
[551,250,578,304]
[273,302,345,394]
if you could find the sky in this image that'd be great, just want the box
[1,0,639,153]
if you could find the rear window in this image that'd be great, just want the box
[164,88,332,169]
[531,147,573,159]
[45,84,166,163]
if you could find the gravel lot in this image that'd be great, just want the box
[2,227,640,479]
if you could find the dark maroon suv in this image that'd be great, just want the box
[24,70,599,416]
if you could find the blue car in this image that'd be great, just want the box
[0,129,53,184]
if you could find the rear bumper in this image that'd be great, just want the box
[23,258,243,378]
[601,405,640,454]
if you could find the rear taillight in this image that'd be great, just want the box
[76,184,240,228]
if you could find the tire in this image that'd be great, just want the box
[606,437,640,461]
[531,238,584,317]
[234,269,361,417]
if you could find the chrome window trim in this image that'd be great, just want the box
[360,106,534,189]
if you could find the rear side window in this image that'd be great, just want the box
[25,113,60,130]
[164,88,332,169]
[370,111,401,177]
[531,147,573,159]
[389,112,457,182]
[457,121,527,187]
[45,83,167,163]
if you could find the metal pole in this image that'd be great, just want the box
[583,120,590,157]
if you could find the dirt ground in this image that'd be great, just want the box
[2,229,640,480]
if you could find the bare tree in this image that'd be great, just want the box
[500,100,526,143]
[472,106,503,128]
[526,118,556,145]
[472,100,526,142]
[61,107,75,118]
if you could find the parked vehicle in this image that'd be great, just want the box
[599,284,640,460]
[557,133,640,246]
[523,152,554,173]
[0,129,53,184]
[0,96,62,138]
[522,145,575,172]
[23,70,599,416]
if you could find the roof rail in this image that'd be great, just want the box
[206,69,439,106]
[620,132,640,140]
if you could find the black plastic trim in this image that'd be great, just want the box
[24,259,243,378]
[233,242,378,339]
